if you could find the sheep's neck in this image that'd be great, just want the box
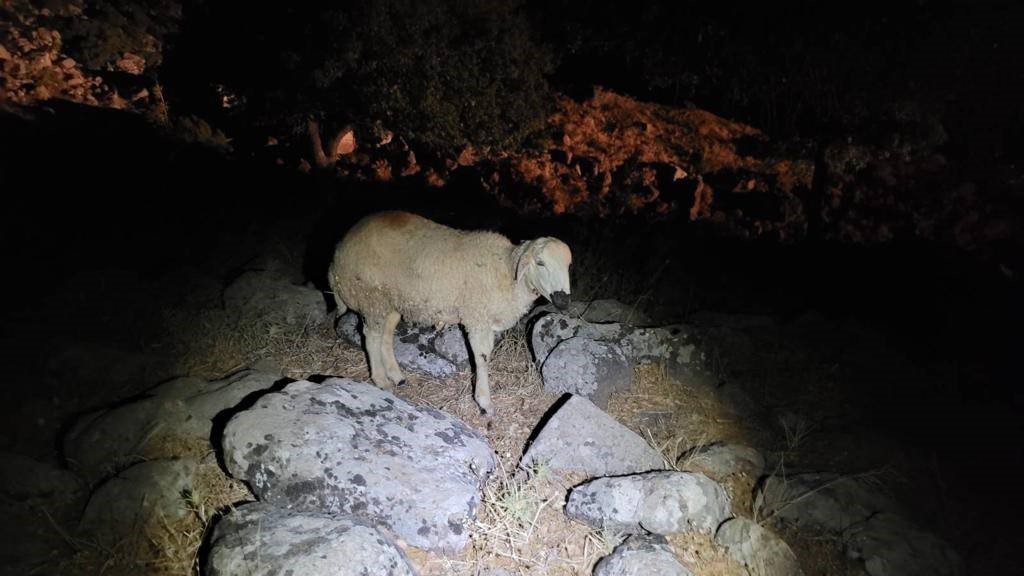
[514,280,540,315]
[508,249,541,320]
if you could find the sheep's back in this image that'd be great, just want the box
[331,212,516,326]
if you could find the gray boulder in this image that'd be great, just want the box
[619,325,701,366]
[0,504,61,575]
[206,502,415,576]
[520,395,664,478]
[530,313,702,371]
[0,454,88,574]
[594,534,693,576]
[715,517,804,576]
[530,299,653,325]
[223,269,329,326]
[757,473,903,533]
[566,471,730,535]
[78,458,197,546]
[64,370,280,483]
[336,311,470,378]
[530,313,623,362]
[221,378,495,553]
[843,513,964,576]
[576,299,653,325]
[679,442,766,481]
[394,323,470,374]
[431,324,472,368]
[541,337,633,408]
[0,452,86,503]
[335,308,362,343]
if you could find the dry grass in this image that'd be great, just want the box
[161,306,368,382]
[669,533,746,575]
[607,361,751,468]
[772,525,863,576]
[144,456,254,575]
[606,361,769,521]
[405,461,621,576]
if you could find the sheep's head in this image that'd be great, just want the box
[514,237,572,309]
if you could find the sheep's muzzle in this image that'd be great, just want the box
[551,291,570,310]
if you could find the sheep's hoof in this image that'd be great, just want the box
[396,379,407,387]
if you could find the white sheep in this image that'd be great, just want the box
[328,211,572,414]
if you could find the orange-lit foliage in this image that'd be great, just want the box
[491,89,813,235]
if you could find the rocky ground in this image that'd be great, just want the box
[1,233,1013,575]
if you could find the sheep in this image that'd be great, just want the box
[328,211,572,414]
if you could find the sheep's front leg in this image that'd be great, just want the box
[361,315,393,391]
[467,327,495,415]
[381,311,406,386]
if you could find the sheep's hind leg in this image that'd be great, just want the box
[362,315,393,391]
[467,328,495,415]
[381,311,406,386]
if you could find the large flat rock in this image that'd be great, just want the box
[78,458,198,546]
[593,534,693,576]
[716,517,804,576]
[63,370,280,483]
[520,395,664,478]
[221,378,495,553]
[541,337,633,408]
[206,502,416,576]
[566,471,730,535]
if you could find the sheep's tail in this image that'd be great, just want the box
[330,291,348,316]
[327,260,348,316]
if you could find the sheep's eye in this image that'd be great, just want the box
[535,259,546,267]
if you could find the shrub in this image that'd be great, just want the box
[174,0,553,154]
[60,0,182,71]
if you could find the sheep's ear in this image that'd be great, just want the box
[514,240,536,282]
